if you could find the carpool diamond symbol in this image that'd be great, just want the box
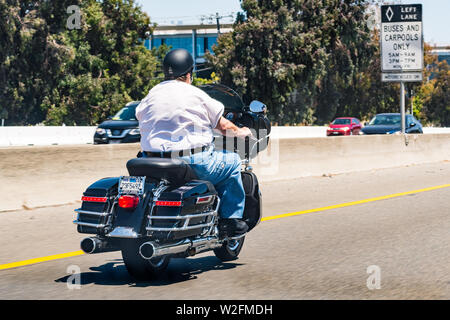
[386,6,394,22]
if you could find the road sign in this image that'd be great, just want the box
[381,4,423,73]
[380,4,423,135]
[382,72,423,82]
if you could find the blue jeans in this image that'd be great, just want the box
[179,146,245,219]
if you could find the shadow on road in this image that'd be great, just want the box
[54,256,243,287]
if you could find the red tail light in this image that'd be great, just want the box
[155,201,182,207]
[118,195,140,209]
[196,195,214,204]
[82,196,107,203]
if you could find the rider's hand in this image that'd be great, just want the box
[236,127,253,139]
[215,117,253,139]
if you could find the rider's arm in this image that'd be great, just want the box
[215,116,252,139]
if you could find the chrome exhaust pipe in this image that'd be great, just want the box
[80,237,118,254]
[139,239,191,260]
[139,241,156,259]
[139,237,222,260]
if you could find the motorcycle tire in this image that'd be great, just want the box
[121,240,170,280]
[213,236,245,261]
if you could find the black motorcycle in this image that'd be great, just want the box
[73,84,271,280]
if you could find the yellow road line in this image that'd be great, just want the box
[1,183,449,271]
[261,184,450,222]
[0,251,85,271]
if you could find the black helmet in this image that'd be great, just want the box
[163,48,194,80]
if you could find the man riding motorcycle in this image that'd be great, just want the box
[135,48,252,236]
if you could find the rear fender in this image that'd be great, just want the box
[108,182,155,238]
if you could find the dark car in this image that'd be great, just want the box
[94,101,141,144]
[361,113,423,135]
[326,117,362,136]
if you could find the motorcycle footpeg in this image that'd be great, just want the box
[225,233,246,241]
[218,218,249,238]
[219,233,246,242]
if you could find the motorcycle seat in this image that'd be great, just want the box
[126,158,198,186]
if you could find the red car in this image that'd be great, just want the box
[326,117,362,136]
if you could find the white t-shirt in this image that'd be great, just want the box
[136,80,224,152]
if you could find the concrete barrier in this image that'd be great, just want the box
[253,134,450,181]
[1,133,449,212]
[0,126,96,147]
[1,125,450,147]
[0,126,330,146]
[422,127,450,134]
[271,126,328,139]
[0,144,140,212]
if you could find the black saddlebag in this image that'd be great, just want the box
[75,177,119,235]
[146,180,218,240]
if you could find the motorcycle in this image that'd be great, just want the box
[73,84,271,280]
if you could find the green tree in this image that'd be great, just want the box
[208,0,378,125]
[333,29,401,123]
[0,0,158,126]
[409,44,450,127]
[44,0,157,125]
[422,60,450,126]
[0,0,75,125]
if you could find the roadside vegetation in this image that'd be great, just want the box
[0,0,448,126]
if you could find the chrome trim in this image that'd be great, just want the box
[106,129,131,138]
[146,221,215,232]
[107,226,139,238]
[74,196,118,231]
[190,236,223,253]
[149,211,215,220]
[73,220,106,228]
[74,209,109,217]
[139,236,223,260]
[139,239,191,259]
[104,201,118,227]
[144,181,169,234]
[153,181,169,198]
[146,197,220,234]
[80,237,98,254]
[196,195,214,204]
[80,237,120,254]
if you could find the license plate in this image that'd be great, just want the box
[109,139,121,144]
[119,176,145,195]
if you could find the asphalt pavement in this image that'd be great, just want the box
[0,161,449,299]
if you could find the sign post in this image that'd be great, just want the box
[381,4,423,134]
[400,81,405,133]
[0,109,7,127]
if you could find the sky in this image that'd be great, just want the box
[135,0,449,46]
[135,0,241,25]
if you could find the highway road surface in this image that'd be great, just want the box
[0,161,449,299]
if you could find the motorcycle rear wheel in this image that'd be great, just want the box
[213,236,245,261]
[121,240,170,280]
